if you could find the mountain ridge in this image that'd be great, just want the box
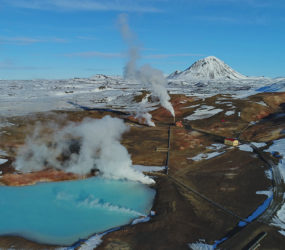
[168,56,247,81]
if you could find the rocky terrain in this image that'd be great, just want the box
[0,56,284,249]
[0,90,284,249]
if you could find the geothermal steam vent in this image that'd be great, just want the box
[15,116,154,185]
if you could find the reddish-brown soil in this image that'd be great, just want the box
[0,92,284,249]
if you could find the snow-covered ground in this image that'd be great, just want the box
[189,143,226,162]
[0,159,8,165]
[185,105,223,121]
[133,165,166,173]
[188,242,214,250]
[0,73,283,118]
[266,139,285,182]
[264,139,285,236]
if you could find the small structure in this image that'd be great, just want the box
[175,120,183,128]
[224,138,239,146]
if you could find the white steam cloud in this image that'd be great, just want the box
[135,105,155,127]
[14,116,154,185]
[118,14,175,118]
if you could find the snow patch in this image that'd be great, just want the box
[225,110,235,116]
[0,150,8,156]
[256,190,273,198]
[271,194,285,232]
[0,122,14,128]
[185,105,223,121]
[190,152,224,162]
[78,234,104,250]
[265,169,273,180]
[133,165,166,173]
[0,159,8,165]
[188,242,214,250]
[238,144,253,152]
[265,139,285,182]
[279,230,285,236]
[131,216,150,225]
[251,142,267,148]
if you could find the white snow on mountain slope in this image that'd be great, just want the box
[168,56,247,81]
[167,70,181,79]
[166,56,278,97]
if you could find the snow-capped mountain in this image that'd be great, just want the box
[167,70,181,79]
[168,56,247,80]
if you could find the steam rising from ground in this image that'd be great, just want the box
[135,104,155,127]
[14,116,154,185]
[118,14,175,119]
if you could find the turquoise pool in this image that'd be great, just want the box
[0,177,155,245]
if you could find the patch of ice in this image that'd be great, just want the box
[185,105,223,121]
[271,195,285,231]
[206,143,226,151]
[188,242,214,250]
[256,101,268,107]
[251,142,267,148]
[265,139,285,182]
[256,190,273,197]
[238,144,253,152]
[181,104,200,109]
[265,169,273,180]
[0,159,8,165]
[0,122,14,128]
[131,216,150,225]
[190,151,225,162]
[256,80,285,93]
[0,150,8,156]
[78,234,104,250]
[133,165,166,172]
[150,210,156,216]
[279,230,285,236]
[225,110,235,116]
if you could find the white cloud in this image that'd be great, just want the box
[145,53,204,59]
[0,37,41,44]
[65,51,123,58]
[2,0,161,12]
[76,36,98,41]
[194,14,270,25]
[0,36,67,45]
[0,60,50,70]
[64,51,204,59]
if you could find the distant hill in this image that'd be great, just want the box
[168,56,247,81]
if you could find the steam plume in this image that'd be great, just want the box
[14,116,154,185]
[135,104,155,127]
[118,14,175,118]
[117,13,140,80]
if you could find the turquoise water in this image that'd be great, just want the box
[0,177,155,245]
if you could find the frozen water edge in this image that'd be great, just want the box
[61,211,155,249]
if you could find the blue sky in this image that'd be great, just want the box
[0,0,284,79]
